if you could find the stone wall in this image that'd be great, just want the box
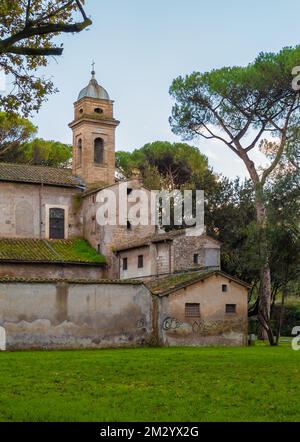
[82,180,156,278]
[0,182,83,239]
[0,263,104,280]
[158,274,248,347]
[0,273,248,350]
[173,235,221,272]
[0,281,152,350]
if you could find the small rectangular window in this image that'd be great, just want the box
[138,255,144,268]
[91,217,96,234]
[185,303,200,318]
[127,220,132,230]
[123,258,128,271]
[226,304,236,314]
[222,284,228,293]
[194,254,199,264]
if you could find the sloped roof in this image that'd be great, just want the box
[115,230,220,252]
[146,270,251,296]
[115,230,185,252]
[0,163,83,188]
[0,275,141,285]
[0,238,106,265]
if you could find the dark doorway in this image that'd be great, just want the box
[49,208,65,239]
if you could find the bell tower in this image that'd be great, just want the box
[69,66,119,186]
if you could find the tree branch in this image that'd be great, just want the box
[0,0,92,55]
[6,46,63,56]
[261,97,298,185]
[32,0,75,26]
[25,0,31,26]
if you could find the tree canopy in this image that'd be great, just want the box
[0,111,71,167]
[0,0,91,115]
[0,111,36,160]
[169,46,300,343]
[116,141,214,190]
[16,138,72,167]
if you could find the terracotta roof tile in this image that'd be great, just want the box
[0,238,106,265]
[146,270,251,296]
[0,163,84,188]
[0,275,141,285]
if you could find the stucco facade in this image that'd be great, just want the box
[157,273,248,347]
[116,232,221,280]
[0,280,152,350]
[0,271,248,350]
[0,181,82,240]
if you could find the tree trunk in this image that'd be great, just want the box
[255,190,274,344]
[276,285,286,346]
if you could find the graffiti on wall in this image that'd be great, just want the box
[136,318,146,329]
[163,317,183,331]
[162,317,245,337]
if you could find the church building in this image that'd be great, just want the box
[0,70,250,350]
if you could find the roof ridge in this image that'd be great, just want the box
[0,162,72,172]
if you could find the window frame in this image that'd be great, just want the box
[226,304,237,314]
[138,255,144,269]
[45,204,68,240]
[77,138,82,168]
[49,207,65,240]
[123,257,128,271]
[222,284,228,293]
[185,303,201,318]
[94,137,104,165]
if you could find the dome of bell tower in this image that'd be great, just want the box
[77,68,110,101]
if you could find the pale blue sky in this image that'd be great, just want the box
[31,0,300,177]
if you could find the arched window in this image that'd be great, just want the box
[49,208,65,239]
[77,138,82,168]
[94,108,103,114]
[94,138,104,164]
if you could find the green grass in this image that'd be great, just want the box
[0,345,299,422]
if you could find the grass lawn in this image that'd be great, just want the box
[0,345,299,422]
